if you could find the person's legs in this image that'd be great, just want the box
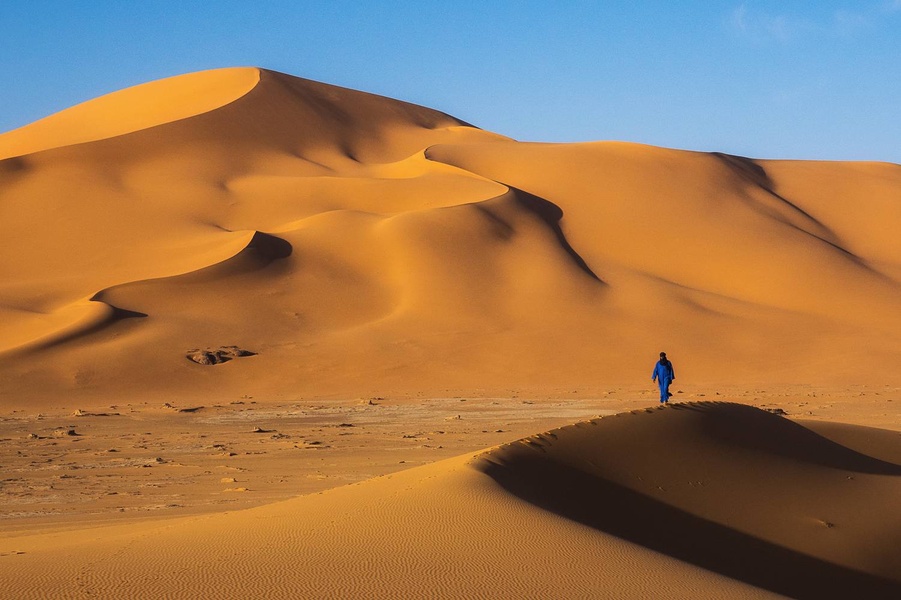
[658,380,668,403]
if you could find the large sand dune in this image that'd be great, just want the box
[2,403,899,598]
[1,67,899,407]
[1,68,900,598]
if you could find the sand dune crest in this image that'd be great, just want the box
[479,402,901,598]
[0,67,261,160]
[1,67,899,403]
[2,64,900,599]
[3,402,899,598]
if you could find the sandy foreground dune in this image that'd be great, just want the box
[2,402,900,599]
[1,67,900,598]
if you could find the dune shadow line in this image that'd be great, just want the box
[670,402,901,475]
[509,187,603,283]
[247,231,293,260]
[479,456,901,599]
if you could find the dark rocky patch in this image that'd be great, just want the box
[186,346,257,365]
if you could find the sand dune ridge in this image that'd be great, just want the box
[2,401,899,598]
[0,67,899,402]
[477,401,901,598]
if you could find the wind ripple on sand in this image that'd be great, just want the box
[5,403,899,598]
[478,402,901,599]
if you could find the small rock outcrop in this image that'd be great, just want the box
[186,346,256,365]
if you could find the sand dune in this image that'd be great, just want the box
[0,67,899,406]
[1,67,900,598]
[2,403,898,598]
[0,68,261,160]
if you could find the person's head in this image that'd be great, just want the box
[659,351,667,360]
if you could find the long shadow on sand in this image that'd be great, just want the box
[479,404,901,599]
[509,188,603,283]
[481,459,900,599]
[670,402,901,475]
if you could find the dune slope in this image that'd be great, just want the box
[0,68,899,406]
[1,402,898,599]
[480,402,901,598]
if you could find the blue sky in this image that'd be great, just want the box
[1,1,899,162]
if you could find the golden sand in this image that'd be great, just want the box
[0,68,899,598]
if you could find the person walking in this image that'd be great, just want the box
[652,352,675,403]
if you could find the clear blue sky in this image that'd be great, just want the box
[1,1,899,162]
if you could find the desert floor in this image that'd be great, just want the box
[3,384,897,533]
[2,67,900,598]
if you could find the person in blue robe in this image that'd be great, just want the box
[652,352,675,403]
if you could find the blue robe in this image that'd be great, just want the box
[652,360,675,403]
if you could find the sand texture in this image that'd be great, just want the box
[2,403,899,598]
[1,68,900,598]
[1,68,899,408]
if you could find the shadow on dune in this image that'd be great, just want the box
[671,402,901,475]
[480,455,900,599]
[244,230,293,261]
[478,403,901,599]
[160,230,294,285]
[509,187,603,283]
[711,153,880,275]
[108,306,148,321]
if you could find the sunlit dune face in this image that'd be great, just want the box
[0,67,900,600]
[0,67,899,407]
[0,67,261,160]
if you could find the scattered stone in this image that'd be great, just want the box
[186,350,225,365]
[222,346,255,358]
[53,428,78,437]
[72,409,120,417]
[336,423,354,428]
[223,487,248,492]
[251,427,272,433]
[220,477,236,483]
[186,346,257,365]
[763,407,788,416]
[26,433,39,439]
[176,406,204,413]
